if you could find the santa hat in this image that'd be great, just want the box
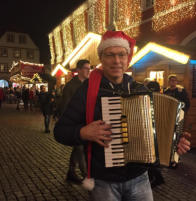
[97,31,136,63]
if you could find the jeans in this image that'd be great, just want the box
[44,114,51,131]
[69,145,87,177]
[90,171,153,201]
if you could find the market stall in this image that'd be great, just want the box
[10,60,48,90]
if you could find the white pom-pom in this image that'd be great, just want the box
[82,177,95,191]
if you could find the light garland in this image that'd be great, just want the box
[51,64,69,76]
[153,0,196,32]
[54,26,63,63]
[30,73,42,83]
[73,13,87,46]
[130,42,190,66]
[48,34,55,65]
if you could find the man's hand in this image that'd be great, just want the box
[177,132,191,155]
[80,120,112,147]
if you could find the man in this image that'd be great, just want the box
[39,85,55,133]
[54,31,190,201]
[60,59,90,184]
[164,74,190,113]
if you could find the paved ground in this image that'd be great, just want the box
[0,103,196,201]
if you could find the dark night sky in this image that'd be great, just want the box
[0,0,85,64]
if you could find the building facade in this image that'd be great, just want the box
[0,29,40,86]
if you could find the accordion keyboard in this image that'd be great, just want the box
[102,97,125,167]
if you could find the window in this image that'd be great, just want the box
[26,49,34,59]
[13,48,20,58]
[0,48,8,57]
[7,33,15,42]
[0,63,9,72]
[141,0,154,10]
[19,35,26,44]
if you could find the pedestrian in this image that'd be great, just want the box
[0,87,4,108]
[39,85,55,133]
[29,86,35,111]
[54,30,191,201]
[15,86,21,110]
[164,74,190,112]
[146,80,160,92]
[59,59,90,184]
[22,86,29,111]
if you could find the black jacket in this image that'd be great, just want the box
[54,74,149,182]
[39,92,55,115]
[60,76,82,115]
[164,86,190,112]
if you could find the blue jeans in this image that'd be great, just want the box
[90,171,153,201]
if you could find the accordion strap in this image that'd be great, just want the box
[86,68,103,178]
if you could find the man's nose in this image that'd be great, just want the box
[113,55,121,63]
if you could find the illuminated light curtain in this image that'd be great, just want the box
[62,20,74,59]
[48,34,55,65]
[93,0,106,34]
[88,0,96,32]
[115,0,142,38]
[153,0,196,32]
[73,13,87,46]
[54,27,63,63]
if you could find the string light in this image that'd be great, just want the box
[130,42,190,66]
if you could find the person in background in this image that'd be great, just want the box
[164,74,190,113]
[146,80,161,92]
[59,59,90,184]
[39,85,55,133]
[29,86,35,111]
[54,31,191,201]
[22,86,29,111]
[0,87,4,108]
[143,78,151,87]
[15,86,21,110]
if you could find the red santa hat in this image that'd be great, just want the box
[97,30,136,63]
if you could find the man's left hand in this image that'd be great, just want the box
[177,132,191,155]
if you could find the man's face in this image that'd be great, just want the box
[78,63,90,79]
[100,46,128,82]
[169,77,177,88]
[41,86,46,92]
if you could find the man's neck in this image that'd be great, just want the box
[78,75,85,83]
[103,74,123,84]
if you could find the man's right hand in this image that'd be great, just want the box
[80,120,112,147]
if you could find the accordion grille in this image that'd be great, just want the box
[153,93,179,166]
[122,95,156,163]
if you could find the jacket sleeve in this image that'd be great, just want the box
[182,88,190,112]
[54,84,87,146]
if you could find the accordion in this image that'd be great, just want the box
[101,93,184,168]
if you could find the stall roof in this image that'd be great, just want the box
[51,32,102,76]
[130,42,191,69]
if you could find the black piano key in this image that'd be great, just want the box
[113,162,124,165]
[112,158,125,161]
[112,151,124,154]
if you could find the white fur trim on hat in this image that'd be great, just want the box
[98,37,130,57]
[82,177,95,191]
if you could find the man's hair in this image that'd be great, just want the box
[168,74,177,80]
[40,85,45,90]
[76,59,90,70]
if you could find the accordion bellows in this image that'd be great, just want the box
[102,93,184,168]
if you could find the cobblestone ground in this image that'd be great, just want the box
[0,103,195,201]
